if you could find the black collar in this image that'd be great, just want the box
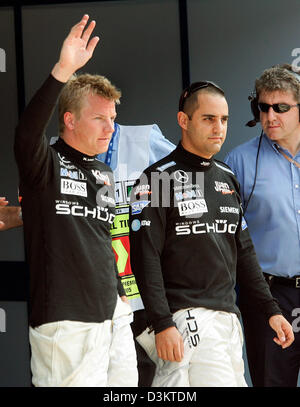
[53,138,99,167]
[174,142,213,170]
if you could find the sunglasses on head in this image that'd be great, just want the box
[258,102,300,113]
[179,81,224,112]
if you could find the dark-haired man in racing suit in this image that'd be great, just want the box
[129,81,294,387]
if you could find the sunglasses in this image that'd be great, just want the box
[179,81,224,112]
[258,102,300,113]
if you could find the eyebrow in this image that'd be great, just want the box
[93,113,117,118]
[201,114,229,118]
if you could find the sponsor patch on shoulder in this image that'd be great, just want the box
[131,200,150,215]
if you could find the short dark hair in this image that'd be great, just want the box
[179,81,225,118]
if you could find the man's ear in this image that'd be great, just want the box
[64,111,75,131]
[177,111,189,131]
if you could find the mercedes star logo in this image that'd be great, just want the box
[174,170,189,184]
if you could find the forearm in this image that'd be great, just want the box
[14,75,65,183]
[139,287,175,334]
[129,227,174,332]
[15,74,64,147]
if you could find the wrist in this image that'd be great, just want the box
[51,62,74,83]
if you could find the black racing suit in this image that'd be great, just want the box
[14,75,124,328]
[129,142,282,334]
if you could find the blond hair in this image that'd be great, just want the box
[58,73,121,136]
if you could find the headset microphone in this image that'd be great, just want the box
[246,119,258,127]
[246,93,260,127]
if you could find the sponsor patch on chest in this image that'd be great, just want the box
[91,169,111,186]
[178,198,208,216]
[214,181,234,195]
[61,179,87,197]
[219,206,239,214]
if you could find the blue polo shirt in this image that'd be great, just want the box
[225,133,300,278]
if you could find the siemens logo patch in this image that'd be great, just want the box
[220,206,239,214]
[61,179,87,197]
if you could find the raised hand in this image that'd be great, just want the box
[51,14,100,83]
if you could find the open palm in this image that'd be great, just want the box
[53,14,99,82]
[60,15,99,71]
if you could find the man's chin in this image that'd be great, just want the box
[265,132,280,141]
[210,144,223,156]
[96,141,110,155]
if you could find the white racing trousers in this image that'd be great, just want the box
[29,296,138,387]
[136,307,247,387]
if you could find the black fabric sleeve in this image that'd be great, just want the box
[14,74,65,189]
[114,261,126,297]
[129,172,175,334]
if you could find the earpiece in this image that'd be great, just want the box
[246,92,260,127]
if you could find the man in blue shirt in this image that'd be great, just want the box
[225,64,300,387]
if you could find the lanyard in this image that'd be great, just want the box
[105,123,119,166]
[275,145,300,169]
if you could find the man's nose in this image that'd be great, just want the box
[266,106,277,121]
[105,119,115,133]
[214,119,224,133]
